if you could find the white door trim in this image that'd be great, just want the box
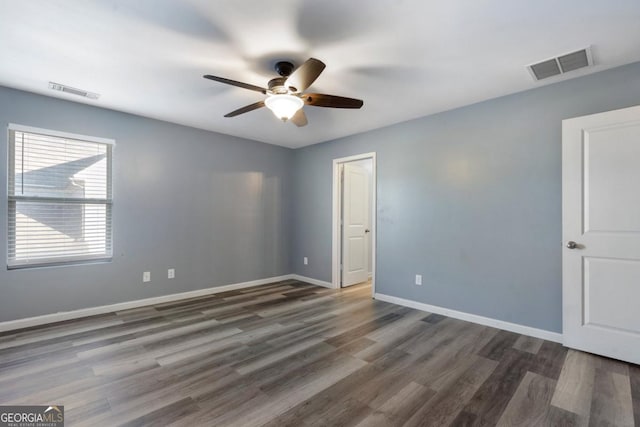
[332,152,377,295]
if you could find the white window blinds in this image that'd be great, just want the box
[7,126,113,268]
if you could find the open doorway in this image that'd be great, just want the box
[332,152,376,296]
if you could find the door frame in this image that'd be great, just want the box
[332,152,376,295]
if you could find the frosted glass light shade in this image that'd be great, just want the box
[264,94,304,121]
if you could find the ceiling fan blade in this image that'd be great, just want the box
[224,100,265,117]
[284,58,326,93]
[303,93,364,109]
[290,109,308,127]
[204,75,267,94]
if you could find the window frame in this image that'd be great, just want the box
[7,124,115,269]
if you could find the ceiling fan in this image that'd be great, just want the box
[203,58,363,127]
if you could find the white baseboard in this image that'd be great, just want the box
[374,293,563,343]
[2,275,555,344]
[0,274,294,333]
[291,274,334,289]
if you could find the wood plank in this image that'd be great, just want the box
[324,312,403,348]
[351,351,417,409]
[546,406,583,427]
[304,396,371,427]
[261,364,384,427]
[477,329,520,361]
[461,348,536,425]
[64,398,111,425]
[217,353,367,426]
[551,349,597,419]
[403,356,498,427]
[449,410,478,426]
[421,313,446,324]
[512,335,544,354]
[588,368,634,427]
[117,397,200,427]
[355,381,436,427]
[234,336,324,375]
[528,340,568,380]
[496,371,556,426]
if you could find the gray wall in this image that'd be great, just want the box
[0,86,293,322]
[3,62,640,329]
[292,61,640,333]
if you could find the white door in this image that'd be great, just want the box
[563,104,640,365]
[341,163,370,287]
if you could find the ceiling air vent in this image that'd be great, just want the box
[527,47,593,81]
[49,82,100,99]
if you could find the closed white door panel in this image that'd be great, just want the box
[342,163,370,287]
[563,104,640,365]
[584,257,640,334]
[585,124,640,232]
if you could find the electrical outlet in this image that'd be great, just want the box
[415,274,422,285]
[168,268,175,279]
[303,257,308,265]
[143,271,151,283]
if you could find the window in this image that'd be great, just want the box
[7,125,113,268]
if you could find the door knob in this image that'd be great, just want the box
[566,241,578,249]
[365,229,370,233]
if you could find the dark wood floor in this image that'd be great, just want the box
[1,280,638,426]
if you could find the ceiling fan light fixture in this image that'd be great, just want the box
[204,57,363,126]
[264,94,304,121]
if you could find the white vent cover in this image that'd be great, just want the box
[527,47,593,81]
[49,82,100,99]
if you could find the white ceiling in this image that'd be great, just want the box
[1,1,639,148]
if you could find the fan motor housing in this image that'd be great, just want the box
[274,61,294,77]
[268,77,289,94]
